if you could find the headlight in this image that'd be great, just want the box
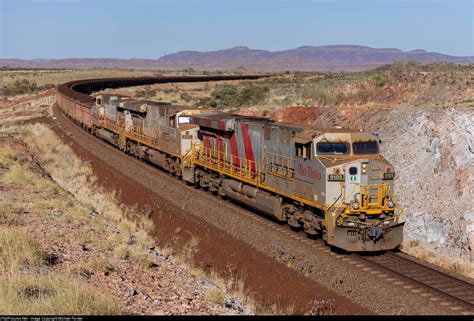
[387,199,395,208]
[351,202,359,210]
[362,163,368,174]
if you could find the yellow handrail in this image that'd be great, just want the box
[331,184,356,227]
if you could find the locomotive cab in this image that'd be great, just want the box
[313,131,404,251]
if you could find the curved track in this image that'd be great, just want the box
[54,75,474,315]
[358,252,474,311]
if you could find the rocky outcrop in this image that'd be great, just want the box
[378,106,473,274]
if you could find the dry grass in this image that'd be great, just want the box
[114,244,131,260]
[1,69,156,87]
[205,287,225,305]
[0,147,17,169]
[69,257,113,278]
[0,199,23,224]
[0,125,128,314]
[1,121,260,314]
[3,164,36,186]
[25,124,156,249]
[0,227,44,274]
[0,275,121,315]
[130,249,155,269]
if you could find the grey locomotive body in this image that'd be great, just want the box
[88,94,404,252]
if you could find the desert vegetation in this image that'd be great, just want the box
[0,96,243,314]
[1,79,56,97]
[97,61,473,115]
[0,128,123,314]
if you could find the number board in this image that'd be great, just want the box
[383,172,395,180]
[328,174,344,181]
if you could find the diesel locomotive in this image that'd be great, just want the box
[57,80,404,252]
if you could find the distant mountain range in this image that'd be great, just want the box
[2,45,473,71]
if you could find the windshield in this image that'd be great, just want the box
[316,142,349,155]
[352,141,379,154]
[178,116,191,124]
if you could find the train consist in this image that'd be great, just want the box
[56,76,404,252]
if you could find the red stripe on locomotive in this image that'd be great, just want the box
[240,122,256,173]
[229,133,240,169]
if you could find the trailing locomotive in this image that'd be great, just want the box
[56,79,404,252]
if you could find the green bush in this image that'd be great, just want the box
[201,84,269,110]
[237,84,269,106]
[373,74,389,87]
[180,92,193,102]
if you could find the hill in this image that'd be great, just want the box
[1,45,473,71]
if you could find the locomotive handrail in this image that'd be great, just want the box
[262,152,295,180]
[331,185,357,227]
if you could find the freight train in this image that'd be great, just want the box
[56,77,404,252]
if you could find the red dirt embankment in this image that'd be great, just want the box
[42,104,369,315]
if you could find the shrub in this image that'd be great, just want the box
[0,227,44,273]
[180,92,193,102]
[356,88,373,102]
[114,244,130,260]
[373,74,389,87]
[201,84,270,110]
[237,84,269,106]
[207,84,239,110]
[130,250,154,269]
[0,200,23,224]
[205,287,225,305]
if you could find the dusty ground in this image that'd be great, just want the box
[0,96,254,315]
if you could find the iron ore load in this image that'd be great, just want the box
[56,79,404,252]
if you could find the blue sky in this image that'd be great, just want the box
[1,0,472,59]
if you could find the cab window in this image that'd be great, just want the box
[169,116,176,127]
[178,116,191,125]
[316,142,349,155]
[352,141,379,154]
[295,142,312,159]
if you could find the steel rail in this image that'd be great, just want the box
[358,251,474,311]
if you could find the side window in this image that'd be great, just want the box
[264,127,271,140]
[169,116,176,127]
[295,143,303,157]
[295,143,312,160]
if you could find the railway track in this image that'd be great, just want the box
[357,252,474,312]
[52,75,474,315]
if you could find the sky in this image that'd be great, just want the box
[1,0,473,59]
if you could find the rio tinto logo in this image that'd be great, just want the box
[297,163,321,180]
